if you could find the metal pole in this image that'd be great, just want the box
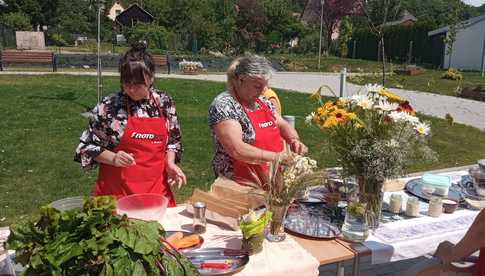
[340,67,347,97]
[352,40,357,59]
[318,0,324,70]
[97,1,103,103]
[481,35,485,77]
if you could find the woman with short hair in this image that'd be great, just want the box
[75,42,185,206]
[208,54,307,190]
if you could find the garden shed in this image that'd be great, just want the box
[428,14,485,71]
[115,3,154,31]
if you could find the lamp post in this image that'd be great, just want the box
[96,0,105,103]
[318,0,325,70]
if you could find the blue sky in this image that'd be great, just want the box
[462,0,485,6]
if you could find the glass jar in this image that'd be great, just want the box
[389,194,402,214]
[469,160,485,197]
[428,196,443,217]
[341,202,369,242]
[405,196,420,217]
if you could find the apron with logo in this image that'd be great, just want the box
[95,95,176,207]
[232,97,284,190]
[474,249,485,276]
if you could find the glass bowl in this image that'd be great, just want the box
[116,193,169,222]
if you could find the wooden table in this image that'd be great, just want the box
[291,234,357,275]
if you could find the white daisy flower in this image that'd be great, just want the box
[305,112,315,125]
[351,94,374,109]
[376,101,399,112]
[365,83,383,93]
[414,122,430,136]
[388,111,407,122]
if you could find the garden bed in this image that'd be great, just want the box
[459,86,485,102]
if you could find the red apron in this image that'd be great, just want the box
[95,96,176,207]
[474,249,485,276]
[232,97,284,190]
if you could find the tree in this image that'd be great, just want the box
[1,12,32,31]
[443,0,464,68]
[358,0,403,85]
[124,23,168,49]
[302,0,361,56]
[234,0,268,52]
[338,16,353,57]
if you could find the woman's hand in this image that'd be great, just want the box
[113,151,136,167]
[434,241,455,264]
[166,162,187,189]
[289,138,308,155]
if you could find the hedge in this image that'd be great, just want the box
[349,22,436,64]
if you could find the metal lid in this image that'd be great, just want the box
[478,159,485,170]
[192,201,206,209]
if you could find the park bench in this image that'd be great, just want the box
[152,54,171,74]
[0,50,57,72]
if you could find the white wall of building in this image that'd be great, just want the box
[107,2,124,21]
[444,19,485,71]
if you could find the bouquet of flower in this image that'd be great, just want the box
[269,153,322,206]
[306,84,436,227]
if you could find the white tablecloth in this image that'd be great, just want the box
[164,206,320,276]
[364,170,479,264]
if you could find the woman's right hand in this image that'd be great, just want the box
[113,150,136,167]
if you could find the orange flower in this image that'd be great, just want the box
[396,101,416,116]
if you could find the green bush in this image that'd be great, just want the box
[1,12,32,31]
[124,23,169,50]
[442,68,463,81]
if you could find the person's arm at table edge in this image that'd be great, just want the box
[449,208,485,261]
[213,119,278,164]
[275,113,308,155]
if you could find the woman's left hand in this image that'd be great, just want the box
[166,162,187,188]
[289,139,308,155]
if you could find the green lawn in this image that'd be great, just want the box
[1,75,485,226]
[348,70,485,97]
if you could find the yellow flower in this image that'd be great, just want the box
[355,122,363,128]
[347,112,357,121]
[323,116,339,128]
[310,87,322,100]
[330,108,351,124]
[378,89,401,103]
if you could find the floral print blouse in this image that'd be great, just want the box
[208,91,276,178]
[75,88,182,169]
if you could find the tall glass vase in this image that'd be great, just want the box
[266,203,287,242]
[342,201,369,242]
[356,176,384,230]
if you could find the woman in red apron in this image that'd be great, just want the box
[208,55,308,189]
[75,42,185,207]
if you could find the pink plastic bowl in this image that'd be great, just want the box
[116,193,169,222]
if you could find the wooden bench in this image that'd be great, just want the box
[152,54,170,74]
[0,50,57,72]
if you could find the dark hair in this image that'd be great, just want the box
[119,41,155,85]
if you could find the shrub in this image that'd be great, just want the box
[124,23,169,50]
[441,68,463,81]
[1,12,32,31]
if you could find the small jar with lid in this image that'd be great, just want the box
[405,196,420,217]
[389,193,402,214]
[428,196,443,217]
[469,160,485,197]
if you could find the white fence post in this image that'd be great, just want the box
[481,35,485,77]
[340,67,347,98]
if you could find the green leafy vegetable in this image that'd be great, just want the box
[6,196,200,276]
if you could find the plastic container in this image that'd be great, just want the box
[442,199,458,214]
[117,193,169,222]
[50,196,84,211]
[422,173,451,197]
[469,160,485,197]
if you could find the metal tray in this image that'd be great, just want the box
[184,248,249,275]
[405,178,462,202]
[284,203,341,239]
[164,230,204,252]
